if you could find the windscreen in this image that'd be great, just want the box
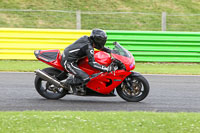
[111,42,131,58]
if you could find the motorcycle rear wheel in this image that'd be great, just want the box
[34,67,68,100]
[116,74,149,102]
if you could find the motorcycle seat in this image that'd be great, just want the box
[34,49,60,62]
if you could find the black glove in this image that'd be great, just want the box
[107,64,114,73]
[101,64,114,73]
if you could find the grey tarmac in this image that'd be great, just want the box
[0,72,200,112]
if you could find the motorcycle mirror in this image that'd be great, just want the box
[113,42,117,45]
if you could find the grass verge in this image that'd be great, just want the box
[0,0,200,31]
[0,60,200,75]
[0,60,48,72]
[135,62,200,75]
[0,111,200,133]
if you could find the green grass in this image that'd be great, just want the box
[135,62,200,75]
[0,60,49,72]
[0,111,200,133]
[0,0,200,31]
[0,60,200,75]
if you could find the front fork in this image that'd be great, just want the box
[124,77,133,91]
[123,72,141,91]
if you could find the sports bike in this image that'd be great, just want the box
[34,42,149,102]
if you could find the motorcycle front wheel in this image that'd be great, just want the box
[116,74,149,102]
[34,67,68,100]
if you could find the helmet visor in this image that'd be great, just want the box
[94,37,107,49]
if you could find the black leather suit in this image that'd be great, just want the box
[61,35,111,85]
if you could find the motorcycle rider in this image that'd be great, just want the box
[61,29,112,94]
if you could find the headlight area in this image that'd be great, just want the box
[129,60,135,69]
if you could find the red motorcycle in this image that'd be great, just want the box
[34,42,149,102]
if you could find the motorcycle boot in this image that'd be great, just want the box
[71,84,86,96]
[61,74,88,95]
[61,80,86,95]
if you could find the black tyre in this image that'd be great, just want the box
[34,67,68,100]
[116,74,149,102]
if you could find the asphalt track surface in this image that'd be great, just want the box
[0,72,200,112]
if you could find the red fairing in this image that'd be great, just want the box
[36,50,65,71]
[78,51,112,75]
[86,70,132,94]
[50,54,65,71]
[94,51,112,66]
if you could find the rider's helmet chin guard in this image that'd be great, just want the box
[90,29,107,49]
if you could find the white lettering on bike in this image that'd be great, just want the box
[90,50,94,55]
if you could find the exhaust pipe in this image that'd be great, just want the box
[34,69,63,87]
